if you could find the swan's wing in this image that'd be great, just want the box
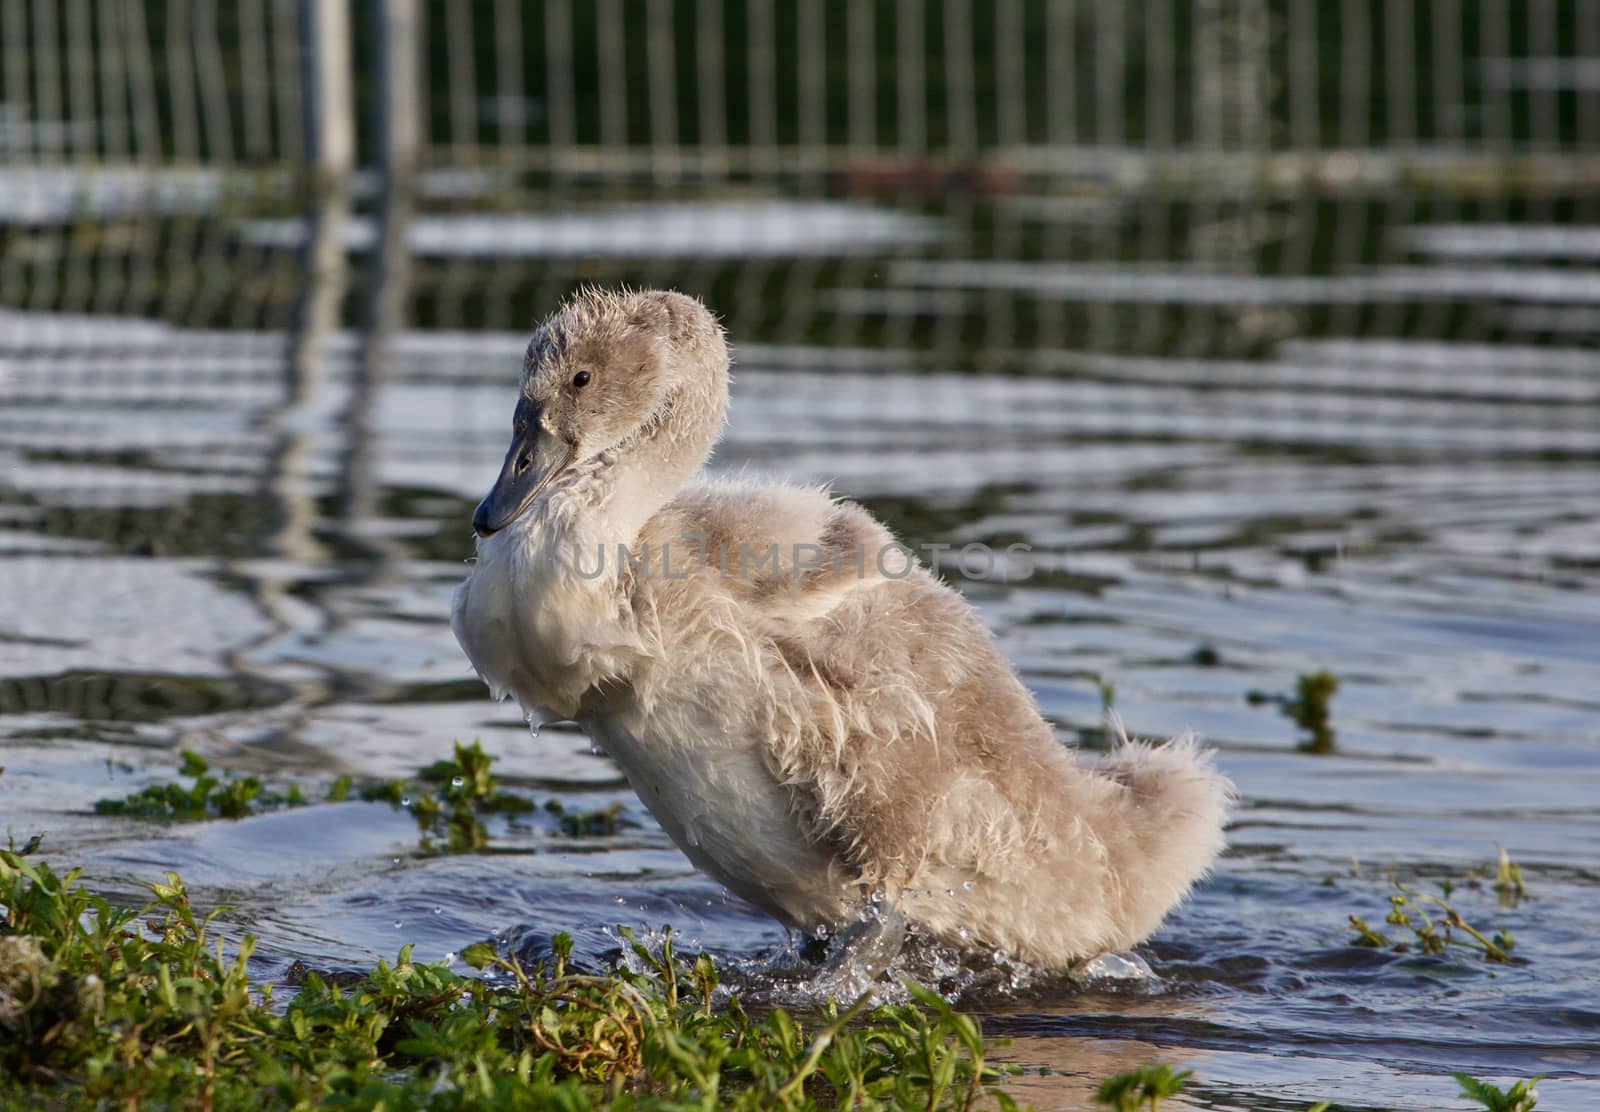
[643,479,1062,894]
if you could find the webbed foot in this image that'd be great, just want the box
[808,901,908,999]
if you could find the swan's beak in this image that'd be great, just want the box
[473,401,576,537]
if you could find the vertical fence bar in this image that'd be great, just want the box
[0,0,30,312]
[1287,0,1317,148]
[748,0,777,161]
[93,0,130,315]
[373,0,421,193]
[1038,0,1076,350]
[896,0,926,153]
[494,0,525,150]
[696,0,726,152]
[237,0,271,160]
[195,0,234,164]
[1094,1,1122,147]
[546,0,577,149]
[1580,0,1600,153]
[846,0,874,150]
[1527,0,1557,150]
[353,0,421,525]
[2,1,27,157]
[598,0,629,149]
[1138,0,1176,351]
[647,0,680,176]
[271,0,305,166]
[1045,0,1075,147]
[944,0,976,154]
[445,2,479,161]
[300,0,353,178]
[289,0,354,399]
[64,0,93,158]
[61,0,94,312]
[994,0,1024,147]
[797,0,824,159]
[1384,0,1415,145]
[30,0,61,158]
[118,0,161,318]
[1480,0,1511,148]
[162,0,198,159]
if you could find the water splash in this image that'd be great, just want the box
[1073,950,1156,985]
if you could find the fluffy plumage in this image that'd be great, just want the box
[452,287,1233,969]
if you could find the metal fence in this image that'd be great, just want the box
[5,2,1600,164]
[0,1,1597,350]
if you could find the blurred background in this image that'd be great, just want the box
[3,3,1599,1108]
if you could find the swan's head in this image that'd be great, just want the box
[473,288,729,538]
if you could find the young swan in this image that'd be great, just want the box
[452,287,1233,972]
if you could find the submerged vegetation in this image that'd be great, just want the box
[1347,884,1515,963]
[89,740,619,857]
[1087,1061,1540,1112]
[363,740,537,854]
[1344,849,1530,964]
[93,749,305,820]
[1093,1064,1191,1111]
[1247,669,1339,753]
[1455,1073,1542,1112]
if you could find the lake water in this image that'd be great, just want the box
[2,183,1599,1110]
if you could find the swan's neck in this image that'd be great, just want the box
[544,398,715,554]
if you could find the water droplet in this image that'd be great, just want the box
[433,906,444,915]
[992,948,1009,964]
[869,889,885,905]
[394,920,403,929]
[957,927,970,941]
[946,888,956,898]
[400,795,412,807]
[451,776,465,789]
[391,857,400,865]
[962,880,976,891]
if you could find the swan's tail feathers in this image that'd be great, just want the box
[1097,730,1236,945]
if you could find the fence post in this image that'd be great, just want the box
[300,0,355,181]
[287,0,354,402]
[363,0,420,370]
[343,0,421,538]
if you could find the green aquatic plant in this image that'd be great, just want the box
[0,848,1014,1109]
[559,801,627,838]
[1455,1073,1541,1112]
[1247,669,1339,753]
[1347,883,1514,963]
[379,739,537,854]
[92,748,303,820]
[1094,1063,1192,1111]
[1495,843,1528,907]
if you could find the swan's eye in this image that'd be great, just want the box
[572,370,592,389]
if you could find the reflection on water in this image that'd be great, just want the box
[3,186,1600,1109]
